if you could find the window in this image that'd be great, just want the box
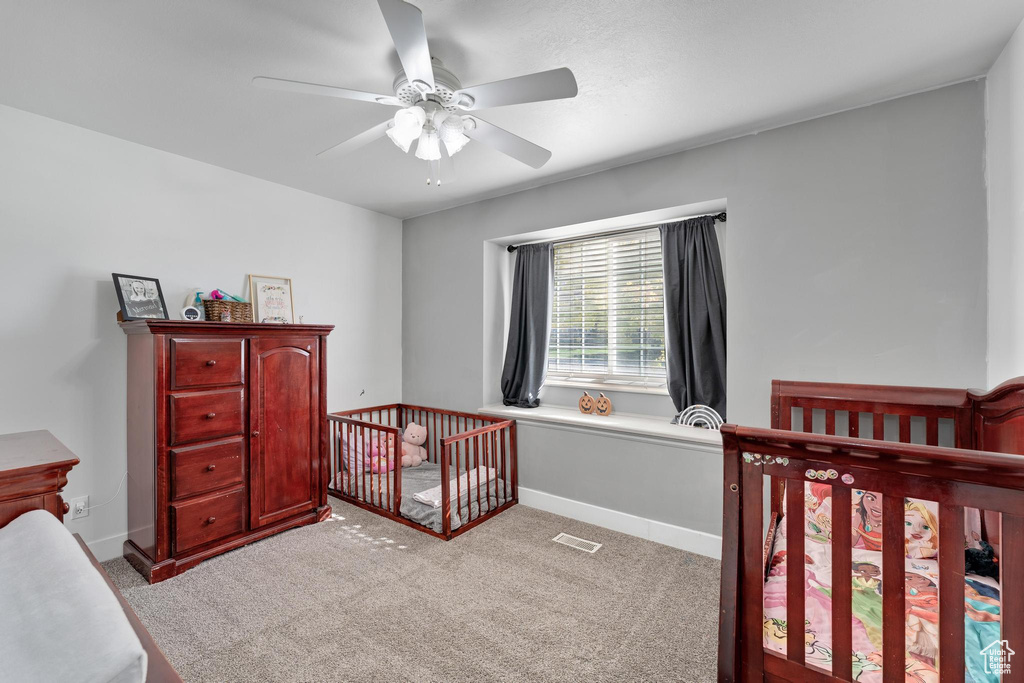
[547,227,667,390]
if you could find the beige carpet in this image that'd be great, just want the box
[104,498,720,682]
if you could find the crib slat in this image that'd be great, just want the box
[348,423,355,498]
[825,410,836,436]
[831,485,853,681]
[441,442,451,537]
[501,428,508,500]
[785,478,805,666]
[873,413,885,441]
[898,415,911,443]
[772,404,792,515]
[475,435,482,521]
[881,493,904,682]
[778,401,792,431]
[740,459,764,680]
[361,424,367,502]
[938,503,964,683]
[487,431,494,512]
[456,438,463,525]
[848,411,859,438]
[925,418,939,447]
[1003,513,1024,683]
[510,422,517,499]
[393,430,401,516]
[802,408,813,434]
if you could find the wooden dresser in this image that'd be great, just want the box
[0,430,78,527]
[120,320,334,583]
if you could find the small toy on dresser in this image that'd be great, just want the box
[390,423,428,467]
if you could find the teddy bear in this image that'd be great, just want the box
[396,422,428,467]
[363,438,395,473]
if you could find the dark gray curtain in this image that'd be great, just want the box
[660,216,727,420]
[500,243,553,408]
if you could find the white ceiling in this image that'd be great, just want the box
[2,1,1022,219]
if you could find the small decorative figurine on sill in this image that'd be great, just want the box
[675,404,723,430]
[578,391,595,414]
[594,393,613,416]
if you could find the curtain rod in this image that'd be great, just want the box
[506,212,726,253]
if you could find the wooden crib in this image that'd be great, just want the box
[718,377,1024,682]
[326,404,517,539]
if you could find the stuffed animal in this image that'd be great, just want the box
[398,423,428,467]
[363,440,395,473]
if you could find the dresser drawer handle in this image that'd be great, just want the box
[207,464,217,471]
[251,430,260,438]
[206,412,216,419]
[206,360,217,366]
[207,516,217,524]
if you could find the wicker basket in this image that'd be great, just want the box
[203,299,253,322]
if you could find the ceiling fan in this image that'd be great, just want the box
[253,0,578,186]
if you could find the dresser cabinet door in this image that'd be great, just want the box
[249,337,319,528]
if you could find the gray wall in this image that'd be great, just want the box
[402,82,988,534]
[0,104,403,559]
[986,18,1024,386]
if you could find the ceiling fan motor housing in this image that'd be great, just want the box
[392,58,464,110]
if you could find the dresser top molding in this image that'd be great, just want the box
[119,320,335,336]
[0,430,80,475]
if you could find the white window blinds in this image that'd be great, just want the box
[547,228,667,387]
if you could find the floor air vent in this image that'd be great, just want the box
[552,532,602,553]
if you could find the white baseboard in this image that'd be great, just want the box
[85,532,128,563]
[518,487,722,560]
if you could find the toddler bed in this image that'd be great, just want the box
[327,404,517,539]
[719,377,1024,682]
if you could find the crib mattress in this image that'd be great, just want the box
[338,462,510,534]
[763,485,1001,683]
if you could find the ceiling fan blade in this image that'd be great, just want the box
[452,68,578,111]
[253,77,401,106]
[317,120,393,159]
[464,117,552,169]
[377,0,435,94]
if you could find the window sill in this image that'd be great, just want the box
[543,378,670,396]
[478,404,723,452]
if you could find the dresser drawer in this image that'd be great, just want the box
[172,486,246,554]
[169,388,245,445]
[171,338,244,389]
[171,438,245,500]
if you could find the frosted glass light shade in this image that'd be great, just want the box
[438,114,470,156]
[442,132,470,156]
[388,106,426,153]
[386,125,413,153]
[415,130,442,161]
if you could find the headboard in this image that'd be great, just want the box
[768,376,1024,512]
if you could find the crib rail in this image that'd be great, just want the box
[327,405,517,539]
[770,377,1024,567]
[328,414,403,515]
[772,379,974,447]
[719,425,1024,682]
[440,419,517,537]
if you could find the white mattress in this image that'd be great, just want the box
[0,510,147,683]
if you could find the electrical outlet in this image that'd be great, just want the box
[70,495,89,520]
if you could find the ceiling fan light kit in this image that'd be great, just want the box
[252,0,578,186]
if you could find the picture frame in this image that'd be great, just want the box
[248,274,295,324]
[112,273,169,321]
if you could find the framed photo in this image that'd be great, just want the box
[248,275,294,324]
[112,273,168,321]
